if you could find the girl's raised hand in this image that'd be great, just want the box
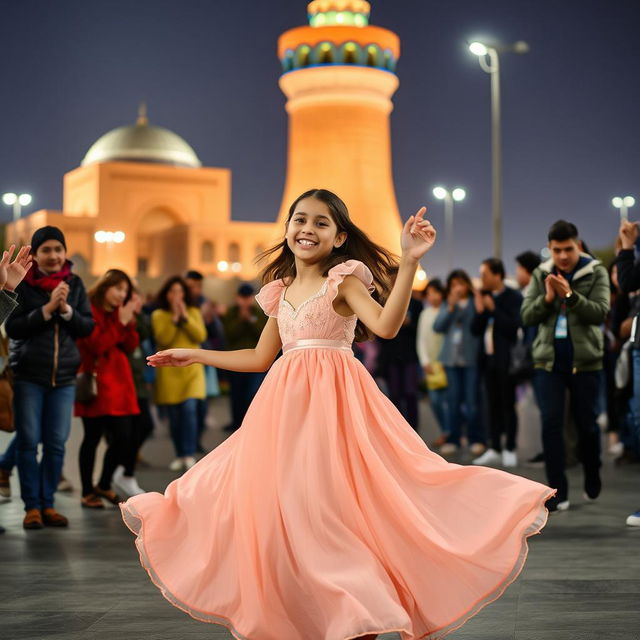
[147,349,198,368]
[401,207,437,261]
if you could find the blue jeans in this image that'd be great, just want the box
[444,365,484,446]
[166,398,199,457]
[14,381,75,511]
[627,351,640,455]
[0,435,16,472]
[429,387,448,435]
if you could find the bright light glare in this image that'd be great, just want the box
[469,42,488,56]
[2,193,17,206]
[432,187,447,200]
[231,262,242,273]
[113,231,125,243]
[416,269,427,281]
[217,260,229,272]
[94,231,107,243]
[623,196,636,207]
[452,188,466,202]
[612,197,623,208]
[18,193,32,206]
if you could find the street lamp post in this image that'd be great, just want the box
[2,192,33,221]
[612,196,635,222]
[469,40,528,259]
[433,186,466,272]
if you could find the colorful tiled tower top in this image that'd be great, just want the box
[278,0,400,74]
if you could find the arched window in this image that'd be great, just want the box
[201,241,214,263]
[384,49,396,71]
[343,42,359,64]
[282,49,295,73]
[366,44,381,67]
[228,242,241,263]
[296,45,311,68]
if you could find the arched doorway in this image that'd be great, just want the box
[136,207,187,278]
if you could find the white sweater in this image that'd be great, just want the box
[416,306,445,367]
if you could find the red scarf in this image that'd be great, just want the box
[24,260,73,292]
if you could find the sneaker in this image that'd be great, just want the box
[439,443,459,455]
[472,448,502,466]
[0,468,10,498]
[184,456,197,470]
[469,443,486,456]
[549,499,570,513]
[169,458,185,472]
[626,510,640,527]
[502,450,518,468]
[113,474,146,498]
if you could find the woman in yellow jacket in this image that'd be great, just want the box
[151,276,207,472]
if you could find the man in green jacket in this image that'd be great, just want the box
[521,220,609,512]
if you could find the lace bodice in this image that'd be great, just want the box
[255,260,375,347]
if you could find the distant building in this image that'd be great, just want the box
[8,0,406,284]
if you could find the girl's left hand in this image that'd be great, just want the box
[401,207,436,261]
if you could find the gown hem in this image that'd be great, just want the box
[121,487,555,640]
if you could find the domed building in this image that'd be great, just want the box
[8,1,416,291]
[8,106,276,285]
[81,106,202,168]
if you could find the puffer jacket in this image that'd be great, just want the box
[6,274,94,387]
[521,255,609,373]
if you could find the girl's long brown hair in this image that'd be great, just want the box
[258,189,399,341]
[88,269,133,309]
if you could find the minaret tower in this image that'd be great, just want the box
[276,0,403,253]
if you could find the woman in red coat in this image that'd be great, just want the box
[76,269,140,508]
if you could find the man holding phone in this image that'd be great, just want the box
[521,220,609,512]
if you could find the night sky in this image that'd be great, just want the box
[1,0,639,278]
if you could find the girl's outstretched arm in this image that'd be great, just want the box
[339,208,436,339]
[147,317,282,372]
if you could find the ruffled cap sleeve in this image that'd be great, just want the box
[327,260,375,301]
[255,280,285,318]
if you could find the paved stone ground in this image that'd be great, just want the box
[1,396,638,640]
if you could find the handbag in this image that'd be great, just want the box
[509,328,534,383]
[76,357,98,405]
[0,329,14,432]
[426,361,448,390]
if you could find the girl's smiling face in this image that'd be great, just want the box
[285,197,346,262]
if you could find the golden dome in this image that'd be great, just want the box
[81,105,201,168]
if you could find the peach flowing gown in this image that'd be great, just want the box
[121,260,555,640]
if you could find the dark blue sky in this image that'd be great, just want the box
[1,0,638,276]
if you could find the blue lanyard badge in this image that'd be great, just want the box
[555,305,568,339]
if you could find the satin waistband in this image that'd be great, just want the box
[282,339,353,354]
